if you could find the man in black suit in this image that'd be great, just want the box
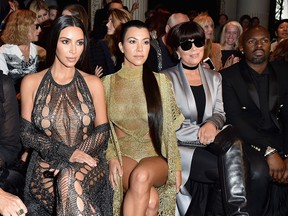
[221,26,288,215]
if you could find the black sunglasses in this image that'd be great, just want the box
[180,38,204,51]
[35,24,41,30]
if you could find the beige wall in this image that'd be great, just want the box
[221,0,270,27]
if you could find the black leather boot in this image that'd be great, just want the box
[209,126,249,216]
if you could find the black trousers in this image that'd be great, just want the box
[0,167,25,198]
[185,147,223,216]
[244,145,288,216]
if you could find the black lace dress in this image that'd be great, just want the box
[20,69,113,216]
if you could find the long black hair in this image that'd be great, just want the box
[46,15,89,71]
[120,20,163,156]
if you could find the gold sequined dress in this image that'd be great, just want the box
[103,65,184,216]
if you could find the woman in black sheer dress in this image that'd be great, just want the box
[20,15,112,215]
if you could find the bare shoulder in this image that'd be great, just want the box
[79,71,104,93]
[21,69,48,92]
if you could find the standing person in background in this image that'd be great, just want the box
[93,0,114,43]
[93,0,138,43]
[221,25,288,215]
[20,15,112,215]
[0,0,10,33]
[145,12,190,72]
[62,3,89,31]
[271,19,288,52]
[270,38,288,62]
[220,21,243,68]
[250,16,260,27]
[214,13,228,43]
[48,5,59,21]
[0,0,19,33]
[145,10,171,40]
[163,21,248,216]
[24,0,57,8]
[0,10,46,95]
[90,8,131,77]
[239,14,251,32]
[194,12,222,71]
[29,0,50,25]
[29,0,53,51]
[103,20,184,216]
[0,71,27,216]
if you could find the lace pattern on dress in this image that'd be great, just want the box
[20,69,113,215]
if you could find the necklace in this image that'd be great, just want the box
[182,63,199,70]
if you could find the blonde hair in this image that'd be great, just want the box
[1,10,36,45]
[29,0,49,14]
[194,12,214,59]
[220,21,243,49]
[105,9,132,56]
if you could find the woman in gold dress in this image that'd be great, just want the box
[102,20,184,216]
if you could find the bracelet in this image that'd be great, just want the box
[264,146,277,157]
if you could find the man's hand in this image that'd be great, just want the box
[281,157,288,183]
[266,152,285,182]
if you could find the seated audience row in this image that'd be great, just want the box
[0,2,288,215]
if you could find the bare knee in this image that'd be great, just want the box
[146,188,159,216]
[129,168,151,193]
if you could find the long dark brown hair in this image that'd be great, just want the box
[120,20,163,156]
[46,15,89,71]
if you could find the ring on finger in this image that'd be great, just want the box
[17,209,24,215]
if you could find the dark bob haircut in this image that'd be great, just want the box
[46,15,89,70]
[167,21,205,54]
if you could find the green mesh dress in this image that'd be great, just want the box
[103,65,184,216]
[20,69,113,215]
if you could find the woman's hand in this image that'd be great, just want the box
[109,158,123,189]
[70,149,97,167]
[94,66,103,77]
[176,170,182,193]
[130,2,139,15]
[0,189,28,216]
[266,152,285,183]
[198,122,218,145]
[223,54,240,68]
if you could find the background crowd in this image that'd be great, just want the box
[0,0,288,215]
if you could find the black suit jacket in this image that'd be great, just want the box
[0,71,21,167]
[220,60,288,156]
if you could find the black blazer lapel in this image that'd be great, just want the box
[240,63,260,109]
[268,64,280,128]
